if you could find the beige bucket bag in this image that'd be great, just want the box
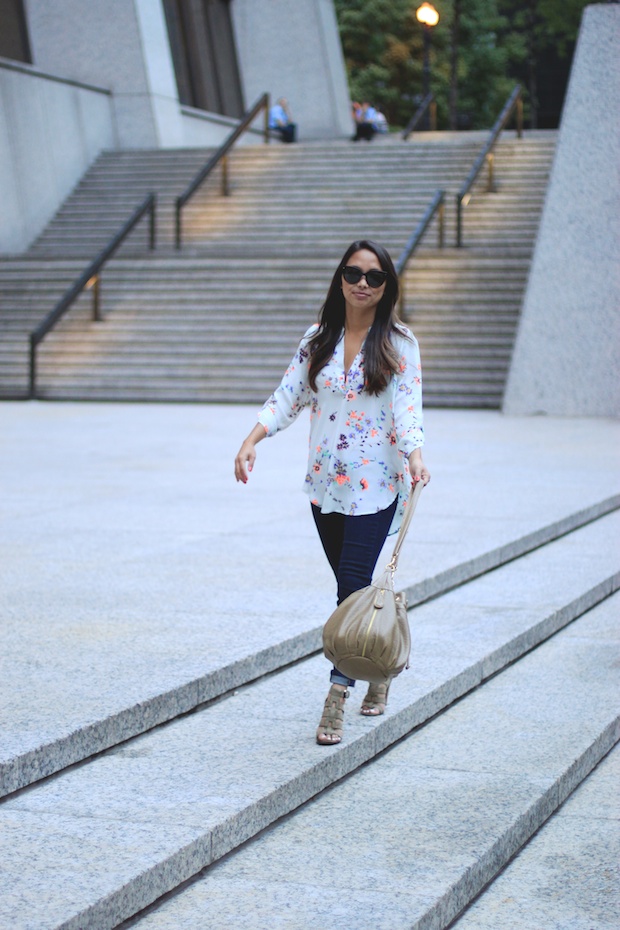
[322,480,424,684]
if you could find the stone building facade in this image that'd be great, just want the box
[1,0,352,251]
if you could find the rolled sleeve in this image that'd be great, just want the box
[257,328,315,436]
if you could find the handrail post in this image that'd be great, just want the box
[456,194,463,248]
[486,152,495,192]
[175,198,182,250]
[264,94,270,143]
[93,275,102,322]
[149,196,156,250]
[438,201,444,248]
[29,334,37,400]
[430,101,437,132]
[516,95,523,138]
[221,154,229,196]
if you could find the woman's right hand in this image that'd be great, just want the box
[234,424,267,484]
[234,439,256,484]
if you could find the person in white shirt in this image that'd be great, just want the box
[352,101,379,141]
[374,109,389,133]
[235,240,430,745]
[268,97,297,143]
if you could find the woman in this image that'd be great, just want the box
[234,240,430,745]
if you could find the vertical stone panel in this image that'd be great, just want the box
[0,64,115,253]
[26,0,183,147]
[230,0,351,139]
[503,5,620,417]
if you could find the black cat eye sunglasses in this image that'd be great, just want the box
[341,265,388,288]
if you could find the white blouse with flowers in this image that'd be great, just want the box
[257,323,424,534]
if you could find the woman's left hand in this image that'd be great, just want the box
[408,449,431,486]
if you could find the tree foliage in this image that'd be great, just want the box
[333,0,590,130]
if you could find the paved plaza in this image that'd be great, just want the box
[1,400,618,928]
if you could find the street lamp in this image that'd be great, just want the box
[416,3,439,128]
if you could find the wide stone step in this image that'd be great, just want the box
[31,338,516,358]
[33,319,517,339]
[0,310,522,328]
[125,595,619,930]
[1,513,617,930]
[44,188,549,208]
[32,364,514,388]
[29,387,506,407]
[1,486,617,799]
[450,741,619,929]
[423,393,502,409]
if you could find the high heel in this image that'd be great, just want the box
[360,681,390,716]
[316,684,349,745]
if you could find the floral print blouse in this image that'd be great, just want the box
[257,323,424,534]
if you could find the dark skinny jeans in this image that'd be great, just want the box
[311,497,398,687]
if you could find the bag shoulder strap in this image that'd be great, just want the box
[385,480,424,575]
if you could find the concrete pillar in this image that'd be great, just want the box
[25,0,184,147]
[231,0,352,139]
[503,4,620,418]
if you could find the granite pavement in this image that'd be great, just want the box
[1,403,619,796]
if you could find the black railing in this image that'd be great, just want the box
[175,93,270,249]
[456,84,523,247]
[28,193,156,399]
[402,93,436,140]
[395,189,445,316]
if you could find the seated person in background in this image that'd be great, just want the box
[374,109,389,133]
[269,98,297,143]
[352,101,379,141]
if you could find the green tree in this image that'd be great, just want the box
[449,0,513,128]
[333,0,424,124]
[334,0,590,130]
[495,0,590,127]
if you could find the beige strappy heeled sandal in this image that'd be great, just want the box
[360,681,390,716]
[316,684,349,745]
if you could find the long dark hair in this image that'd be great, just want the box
[308,239,404,396]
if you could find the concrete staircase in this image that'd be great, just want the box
[0,132,556,405]
[405,254,530,406]
[2,491,618,929]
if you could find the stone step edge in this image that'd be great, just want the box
[116,724,620,930]
[54,576,620,930]
[1,494,618,799]
[416,724,620,930]
[402,493,620,605]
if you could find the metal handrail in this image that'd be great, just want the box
[402,93,436,140]
[28,193,156,399]
[395,189,445,315]
[175,92,270,249]
[456,84,523,247]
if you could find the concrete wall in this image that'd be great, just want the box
[1,0,351,254]
[179,105,262,148]
[231,0,352,139]
[24,0,187,148]
[23,0,351,146]
[0,58,116,254]
[503,4,620,418]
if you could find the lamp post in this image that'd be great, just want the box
[416,2,439,129]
